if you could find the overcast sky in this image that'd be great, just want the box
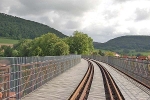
[0,0,150,42]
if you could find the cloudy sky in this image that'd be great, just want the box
[0,0,150,42]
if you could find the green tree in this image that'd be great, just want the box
[0,46,4,56]
[14,39,32,56]
[12,49,19,56]
[32,46,42,56]
[63,37,75,54]
[12,33,69,56]
[37,33,60,56]
[105,51,114,56]
[54,41,69,56]
[92,51,99,55]
[2,45,13,57]
[66,31,94,55]
[29,33,69,56]
[98,50,105,56]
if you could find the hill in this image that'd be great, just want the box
[94,35,150,53]
[0,13,67,39]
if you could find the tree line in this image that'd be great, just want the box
[0,31,94,57]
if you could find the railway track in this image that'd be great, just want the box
[92,60,125,100]
[69,59,125,100]
[69,60,94,100]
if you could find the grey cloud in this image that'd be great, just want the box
[8,0,100,16]
[127,27,138,34]
[114,0,127,2]
[82,25,117,42]
[38,16,51,25]
[6,0,101,36]
[0,0,4,11]
[139,28,150,35]
[0,0,16,13]
[126,27,150,36]
[98,26,116,36]
[37,15,81,34]
[83,24,140,42]
[9,0,48,16]
[113,0,128,3]
[103,10,119,20]
[91,34,120,43]
[65,20,81,29]
[135,8,150,21]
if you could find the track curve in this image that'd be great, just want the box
[92,60,125,100]
[69,60,94,100]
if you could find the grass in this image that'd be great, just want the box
[0,37,19,44]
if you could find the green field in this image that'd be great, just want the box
[129,51,150,56]
[0,37,19,44]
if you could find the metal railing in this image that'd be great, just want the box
[0,55,81,100]
[83,55,150,89]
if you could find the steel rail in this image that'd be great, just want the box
[100,66,114,100]
[68,60,94,100]
[92,60,124,100]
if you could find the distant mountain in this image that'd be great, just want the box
[0,13,67,39]
[94,35,150,51]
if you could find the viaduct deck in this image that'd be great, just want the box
[22,59,150,100]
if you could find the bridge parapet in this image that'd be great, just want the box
[0,55,81,100]
[83,55,150,90]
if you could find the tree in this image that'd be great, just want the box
[92,51,99,55]
[66,31,94,55]
[37,33,60,56]
[12,50,19,56]
[14,39,32,56]
[2,31,94,57]
[98,50,105,56]
[0,47,3,56]
[63,37,75,54]
[105,51,114,56]
[54,41,69,56]
[32,46,42,56]
[2,45,13,57]
[12,33,70,56]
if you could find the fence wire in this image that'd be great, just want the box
[0,55,81,100]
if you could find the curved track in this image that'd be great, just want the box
[69,60,94,100]
[92,60,125,100]
[69,59,125,100]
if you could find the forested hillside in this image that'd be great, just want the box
[94,35,150,52]
[0,13,67,39]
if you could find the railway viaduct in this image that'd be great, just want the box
[0,55,149,100]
